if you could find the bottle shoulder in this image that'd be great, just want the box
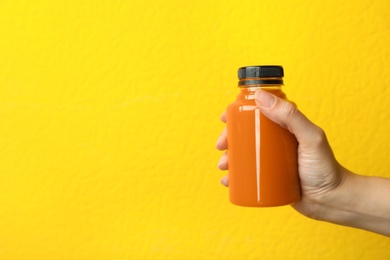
[227,88,295,111]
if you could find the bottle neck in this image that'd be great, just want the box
[237,86,282,100]
[238,77,283,87]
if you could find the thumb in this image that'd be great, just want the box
[255,90,325,148]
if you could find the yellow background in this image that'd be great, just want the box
[1,0,389,259]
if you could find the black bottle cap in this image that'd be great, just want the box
[238,66,284,79]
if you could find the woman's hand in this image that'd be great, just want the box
[216,90,390,237]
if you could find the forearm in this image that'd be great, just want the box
[317,169,390,237]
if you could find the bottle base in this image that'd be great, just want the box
[229,198,300,208]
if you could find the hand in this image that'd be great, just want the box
[217,89,390,236]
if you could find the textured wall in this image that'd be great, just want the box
[1,0,390,259]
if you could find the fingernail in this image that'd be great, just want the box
[255,90,276,108]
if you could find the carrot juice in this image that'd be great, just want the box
[226,66,301,207]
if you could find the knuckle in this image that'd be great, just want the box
[282,103,299,119]
[311,125,328,146]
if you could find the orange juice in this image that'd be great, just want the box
[226,66,301,207]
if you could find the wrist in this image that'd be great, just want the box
[314,168,359,223]
[313,169,390,236]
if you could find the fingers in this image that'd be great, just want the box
[220,175,229,187]
[216,111,227,150]
[255,90,325,149]
[218,111,228,187]
[220,111,226,123]
[216,128,227,150]
[217,152,228,170]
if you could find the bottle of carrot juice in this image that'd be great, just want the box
[226,65,301,207]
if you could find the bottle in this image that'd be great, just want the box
[226,65,301,207]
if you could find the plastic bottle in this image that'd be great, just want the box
[226,65,301,207]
